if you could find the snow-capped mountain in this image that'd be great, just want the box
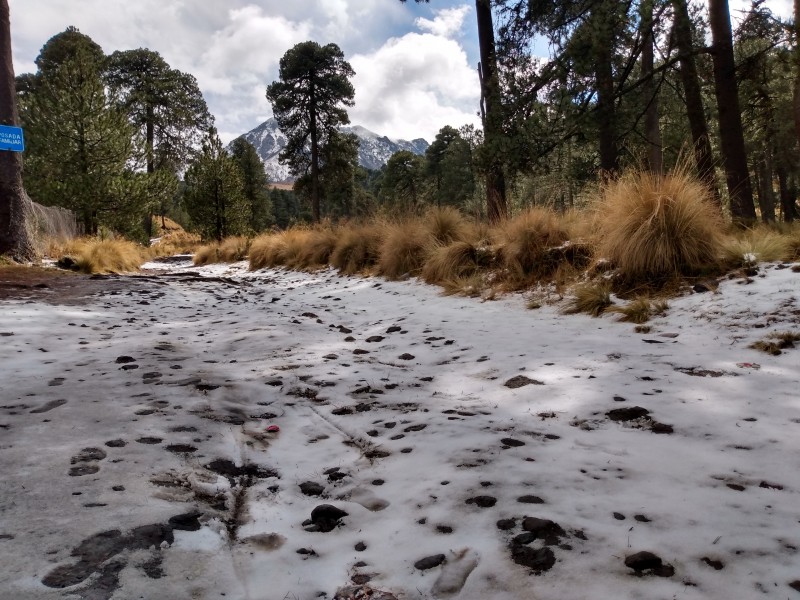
[234,117,429,183]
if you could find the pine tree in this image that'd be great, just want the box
[183,130,249,241]
[266,41,355,222]
[229,137,273,232]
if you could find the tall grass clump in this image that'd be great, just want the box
[721,227,792,266]
[562,280,613,316]
[193,236,251,266]
[495,207,570,286]
[422,241,483,284]
[377,218,431,279]
[72,239,146,274]
[330,223,384,275]
[249,229,309,270]
[295,228,338,270]
[593,167,724,282]
[607,296,669,323]
[423,206,469,245]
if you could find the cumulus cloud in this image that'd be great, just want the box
[415,5,471,38]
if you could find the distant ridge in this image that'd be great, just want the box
[234,117,429,183]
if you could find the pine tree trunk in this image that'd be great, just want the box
[708,0,757,224]
[594,0,618,174]
[794,0,800,151]
[309,86,321,223]
[476,0,507,223]
[777,165,796,222]
[756,158,776,223]
[641,0,663,173]
[0,0,34,260]
[672,0,718,200]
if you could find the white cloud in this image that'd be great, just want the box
[415,5,471,39]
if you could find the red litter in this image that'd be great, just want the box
[266,425,280,432]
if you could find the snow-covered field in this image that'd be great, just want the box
[1,259,799,600]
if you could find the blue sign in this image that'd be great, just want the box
[0,125,24,152]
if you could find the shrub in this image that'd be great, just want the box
[330,223,384,275]
[249,229,309,270]
[377,219,431,279]
[593,168,724,281]
[562,281,613,316]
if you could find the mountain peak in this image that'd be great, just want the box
[235,119,429,183]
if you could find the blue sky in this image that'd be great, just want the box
[7,0,792,144]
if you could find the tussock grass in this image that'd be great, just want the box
[150,230,201,257]
[193,236,251,266]
[330,223,384,275]
[295,229,338,270]
[422,241,483,284]
[607,297,669,323]
[72,239,146,274]
[440,274,487,297]
[562,281,613,316]
[593,168,724,281]
[423,206,469,245]
[378,219,431,280]
[750,331,800,355]
[249,229,310,270]
[721,227,793,266]
[495,207,570,287]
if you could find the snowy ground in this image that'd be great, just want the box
[1,258,799,600]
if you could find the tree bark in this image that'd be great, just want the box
[641,0,663,173]
[594,0,618,174]
[755,158,776,223]
[793,0,800,150]
[777,165,796,222]
[309,85,320,223]
[0,0,34,259]
[476,0,507,223]
[708,0,757,224]
[672,0,718,200]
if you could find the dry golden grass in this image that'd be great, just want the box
[330,223,384,275]
[423,206,469,245]
[192,236,251,266]
[150,230,201,257]
[249,229,310,270]
[495,207,570,286]
[72,239,146,274]
[721,227,793,266]
[749,331,800,355]
[593,168,724,281]
[562,280,613,316]
[607,297,669,324]
[377,219,431,279]
[295,229,338,270]
[422,241,483,284]
[439,273,487,297]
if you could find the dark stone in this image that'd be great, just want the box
[414,554,446,570]
[788,581,800,593]
[300,481,325,497]
[366,336,385,343]
[517,495,544,504]
[386,326,402,333]
[56,256,79,271]
[112,485,125,491]
[71,448,107,463]
[355,542,367,552]
[607,406,650,422]
[513,532,536,545]
[30,399,67,414]
[105,439,126,448]
[168,512,202,532]
[504,375,544,389]
[465,495,496,508]
[510,545,556,572]
[404,424,427,432]
[136,436,163,445]
[165,444,197,454]
[69,465,99,477]
[115,356,136,364]
[634,514,651,523]
[701,557,724,570]
[727,483,746,491]
[205,459,277,481]
[436,525,453,534]
[624,551,674,576]
[351,574,371,585]
[521,517,565,543]
[398,353,415,360]
[613,395,627,402]
[651,422,674,434]
[497,518,517,531]
[613,512,626,520]
[501,438,525,447]
[310,504,348,532]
